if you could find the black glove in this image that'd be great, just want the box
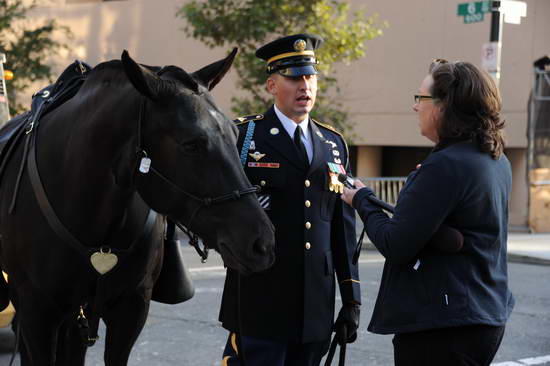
[334,303,360,345]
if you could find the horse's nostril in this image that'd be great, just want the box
[253,240,268,256]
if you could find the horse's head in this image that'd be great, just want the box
[119,50,275,274]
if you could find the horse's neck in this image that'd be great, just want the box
[35,92,143,246]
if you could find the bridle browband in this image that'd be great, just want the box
[133,86,259,261]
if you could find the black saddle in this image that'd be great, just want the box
[0,60,92,183]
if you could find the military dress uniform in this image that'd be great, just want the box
[219,33,361,366]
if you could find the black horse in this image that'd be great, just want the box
[0,50,275,365]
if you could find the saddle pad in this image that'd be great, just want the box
[0,60,92,182]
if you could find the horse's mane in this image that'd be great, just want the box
[84,59,198,96]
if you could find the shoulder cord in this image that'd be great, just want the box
[239,121,256,167]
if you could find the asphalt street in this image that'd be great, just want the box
[0,246,549,366]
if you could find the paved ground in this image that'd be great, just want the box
[0,232,548,365]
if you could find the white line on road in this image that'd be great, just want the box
[493,355,550,365]
[189,266,225,273]
[188,257,385,273]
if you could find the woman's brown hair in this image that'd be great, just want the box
[429,60,505,159]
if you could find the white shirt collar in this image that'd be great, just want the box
[273,104,310,141]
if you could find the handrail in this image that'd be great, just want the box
[359,177,407,206]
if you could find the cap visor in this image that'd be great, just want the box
[278,65,318,77]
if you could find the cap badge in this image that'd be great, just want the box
[294,39,307,52]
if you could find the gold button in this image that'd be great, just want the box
[260,180,266,187]
[305,242,311,250]
[305,180,311,187]
[305,222,311,229]
[305,200,311,208]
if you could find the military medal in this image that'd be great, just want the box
[90,247,118,275]
[327,162,346,193]
[334,157,342,164]
[332,150,340,156]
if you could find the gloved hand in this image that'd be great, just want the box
[334,303,360,345]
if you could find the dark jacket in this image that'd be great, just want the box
[219,106,360,343]
[352,141,515,334]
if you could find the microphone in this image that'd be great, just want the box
[337,173,395,213]
[338,173,463,253]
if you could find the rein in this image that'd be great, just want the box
[133,97,259,262]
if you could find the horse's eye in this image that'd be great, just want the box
[183,142,199,154]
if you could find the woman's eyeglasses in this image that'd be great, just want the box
[414,94,433,104]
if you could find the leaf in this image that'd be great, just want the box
[176,0,386,134]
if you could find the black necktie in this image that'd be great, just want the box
[293,126,309,167]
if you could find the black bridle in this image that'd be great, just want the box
[134,97,260,262]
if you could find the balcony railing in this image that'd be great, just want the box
[358,177,407,207]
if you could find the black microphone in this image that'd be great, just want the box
[338,173,463,253]
[337,173,395,213]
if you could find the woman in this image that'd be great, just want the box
[341,60,515,366]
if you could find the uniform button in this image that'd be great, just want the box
[305,180,311,187]
[305,200,311,207]
[305,242,311,250]
[305,222,311,229]
[260,180,266,187]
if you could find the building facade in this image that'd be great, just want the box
[16,0,550,229]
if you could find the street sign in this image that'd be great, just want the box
[457,1,491,23]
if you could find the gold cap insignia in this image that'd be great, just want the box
[294,39,306,52]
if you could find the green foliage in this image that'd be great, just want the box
[0,0,71,115]
[178,0,385,135]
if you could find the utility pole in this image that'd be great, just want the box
[489,1,503,86]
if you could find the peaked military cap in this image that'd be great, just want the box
[255,33,323,77]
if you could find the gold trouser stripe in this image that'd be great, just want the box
[231,332,239,356]
[267,51,315,64]
[221,356,230,366]
[340,279,360,284]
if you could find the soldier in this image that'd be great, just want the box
[219,34,361,366]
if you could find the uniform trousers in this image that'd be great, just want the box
[392,324,505,366]
[222,332,331,366]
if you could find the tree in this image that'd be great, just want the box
[177,0,385,134]
[1,0,70,115]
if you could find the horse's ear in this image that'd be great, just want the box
[192,48,238,91]
[121,50,162,100]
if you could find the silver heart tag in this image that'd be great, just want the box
[90,248,118,275]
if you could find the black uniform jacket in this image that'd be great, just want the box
[219,106,360,343]
[352,141,515,334]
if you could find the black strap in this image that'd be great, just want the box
[324,327,347,366]
[27,129,158,261]
[27,140,90,257]
[85,208,157,346]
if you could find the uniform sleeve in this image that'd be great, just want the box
[352,155,459,265]
[331,139,361,305]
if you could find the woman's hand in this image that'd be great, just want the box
[341,179,365,206]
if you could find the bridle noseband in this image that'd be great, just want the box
[134,95,259,262]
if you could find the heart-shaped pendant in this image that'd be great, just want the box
[90,247,118,275]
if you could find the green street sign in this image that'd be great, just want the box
[457,1,491,23]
